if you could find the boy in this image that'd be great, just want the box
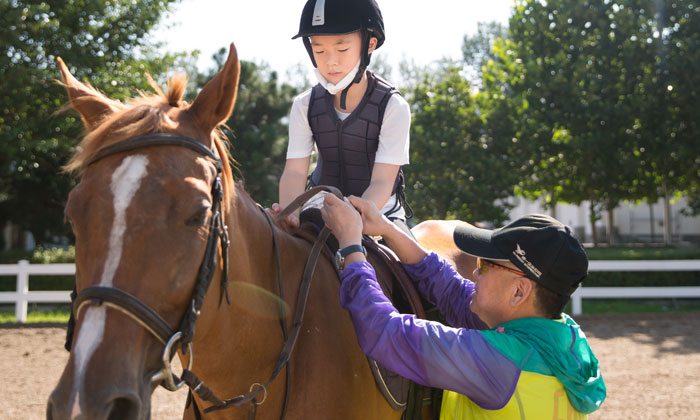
[272,0,412,230]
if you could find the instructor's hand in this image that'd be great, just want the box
[321,194,363,247]
[347,196,393,237]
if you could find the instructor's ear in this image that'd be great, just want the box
[510,277,534,307]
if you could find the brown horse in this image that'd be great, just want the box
[47,44,407,420]
[411,220,478,279]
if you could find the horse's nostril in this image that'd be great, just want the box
[106,396,140,420]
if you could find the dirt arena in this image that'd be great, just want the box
[2,312,698,419]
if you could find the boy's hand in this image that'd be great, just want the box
[321,194,363,247]
[347,196,393,237]
[269,203,299,228]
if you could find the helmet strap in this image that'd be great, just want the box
[303,37,317,67]
[339,31,371,110]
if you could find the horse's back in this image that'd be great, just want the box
[412,220,477,279]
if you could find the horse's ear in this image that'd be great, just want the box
[189,43,240,134]
[57,57,119,131]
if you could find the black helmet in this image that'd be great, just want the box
[292,0,385,68]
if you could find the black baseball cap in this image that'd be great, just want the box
[453,214,588,296]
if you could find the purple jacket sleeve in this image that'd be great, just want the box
[339,257,520,410]
[401,252,487,330]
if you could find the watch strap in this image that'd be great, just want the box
[339,244,367,258]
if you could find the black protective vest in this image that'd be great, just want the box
[307,71,405,198]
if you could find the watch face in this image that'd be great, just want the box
[335,249,344,269]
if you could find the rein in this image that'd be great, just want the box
[71,134,342,418]
[73,133,230,391]
[184,185,341,417]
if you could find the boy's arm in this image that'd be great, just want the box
[362,162,400,211]
[278,156,311,225]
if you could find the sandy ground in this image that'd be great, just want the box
[2,312,698,419]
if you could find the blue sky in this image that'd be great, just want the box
[153,0,514,77]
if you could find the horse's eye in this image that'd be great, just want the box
[185,208,209,226]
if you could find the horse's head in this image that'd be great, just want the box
[48,44,240,420]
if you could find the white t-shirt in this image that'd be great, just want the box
[286,87,411,218]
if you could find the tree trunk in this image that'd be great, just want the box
[606,207,615,245]
[649,202,655,243]
[663,182,672,245]
[589,200,598,247]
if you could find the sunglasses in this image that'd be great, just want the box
[477,257,527,277]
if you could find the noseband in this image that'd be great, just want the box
[72,133,231,391]
[69,133,342,418]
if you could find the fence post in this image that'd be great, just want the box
[571,290,582,316]
[15,260,29,323]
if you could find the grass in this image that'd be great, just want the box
[585,246,700,260]
[566,299,700,315]
[1,299,699,324]
[0,309,70,324]
[1,246,699,323]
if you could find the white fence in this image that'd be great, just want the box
[571,259,700,315]
[1,259,700,322]
[0,260,74,323]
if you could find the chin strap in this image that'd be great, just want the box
[339,31,371,110]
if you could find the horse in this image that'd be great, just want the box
[47,43,412,420]
[411,220,478,279]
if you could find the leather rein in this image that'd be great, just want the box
[71,133,342,418]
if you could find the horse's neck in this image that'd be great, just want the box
[225,189,308,284]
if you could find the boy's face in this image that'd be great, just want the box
[309,32,376,85]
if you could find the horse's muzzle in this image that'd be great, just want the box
[47,390,144,420]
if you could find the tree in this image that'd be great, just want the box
[632,0,700,243]
[404,64,517,224]
[461,21,509,87]
[191,49,304,206]
[504,0,663,245]
[1,0,184,245]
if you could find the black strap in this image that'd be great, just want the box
[258,204,291,419]
[83,133,222,169]
[191,187,343,415]
[198,225,333,413]
[73,286,175,344]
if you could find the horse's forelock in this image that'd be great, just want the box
[166,74,188,107]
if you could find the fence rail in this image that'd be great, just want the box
[570,259,700,315]
[2,259,700,322]
[0,260,74,323]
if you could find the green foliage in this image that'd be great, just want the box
[0,0,185,245]
[404,65,517,224]
[29,245,75,264]
[461,21,509,86]
[495,0,700,239]
[190,50,303,206]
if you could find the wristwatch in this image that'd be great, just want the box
[335,244,367,271]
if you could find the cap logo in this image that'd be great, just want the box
[312,0,325,26]
[513,244,542,278]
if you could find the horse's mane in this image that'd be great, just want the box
[63,75,235,202]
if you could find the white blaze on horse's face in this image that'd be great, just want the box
[70,155,149,417]
[101,155,150,287]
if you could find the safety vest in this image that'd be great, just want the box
[307,71,405,197]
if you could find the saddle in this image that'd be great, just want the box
[294,206,430,415]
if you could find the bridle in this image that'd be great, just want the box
[72,133,231,390]
[70,133,342,418]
